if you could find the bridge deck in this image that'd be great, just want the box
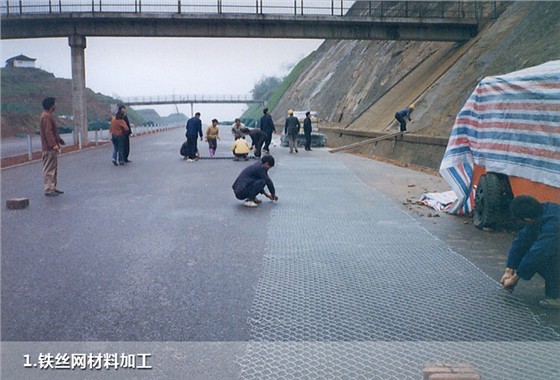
[0,1,497,41]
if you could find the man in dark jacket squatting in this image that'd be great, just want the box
[232,155,278,208]
[500,195,560,309]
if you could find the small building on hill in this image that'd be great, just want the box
[5,54,36,68]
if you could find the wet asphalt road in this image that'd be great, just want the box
[1,130,111,159]
[2,129,268,341]
[2,129,558,379]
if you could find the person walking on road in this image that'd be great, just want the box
[205,118,220,157]
[232,155,278,207]
[284,109,300,154]
[110,110,130,166]
[242,127,267,159]
[119,104,133,163]
[260,108,276,153]
[185,112,203,161]
[39,97,66,196]
[394,104,414,132]
[303,111,313,151]
[500,195,560,309]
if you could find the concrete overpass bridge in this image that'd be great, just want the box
[120,94,265,106]
[1,1,504,146]
[1,1,493,41]
[119,94,266,116]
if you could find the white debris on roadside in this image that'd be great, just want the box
[419,190,458,212]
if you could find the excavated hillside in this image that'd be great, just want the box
[271,0,560,166]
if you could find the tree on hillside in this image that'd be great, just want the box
[251,76,282,101]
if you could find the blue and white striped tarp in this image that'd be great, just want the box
[439,60,560,214]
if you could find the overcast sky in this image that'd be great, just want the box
[2,37,323,123]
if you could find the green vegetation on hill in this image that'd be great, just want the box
[242,53,314,122]
[0,67,147,138]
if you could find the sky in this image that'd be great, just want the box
[1,37,323,123]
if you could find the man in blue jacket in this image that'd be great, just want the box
[500,195,560,309]
[185,112,203,161]
[394,104,414,132]
[232,155,278,207]
[260,108,276,153]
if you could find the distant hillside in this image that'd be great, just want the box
[136,109,162,124]
[161,112,188,125]
[134,109,188,126]
[0,67,145,138]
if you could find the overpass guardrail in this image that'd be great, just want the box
[1,1,502,20]
[119,94,265,105]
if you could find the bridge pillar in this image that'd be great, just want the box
[68,35,89,147]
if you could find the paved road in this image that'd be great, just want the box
[0,126,172,158]
[1,131,109,158]
[1,129,559,379]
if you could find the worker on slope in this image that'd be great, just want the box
[394,104,414,132]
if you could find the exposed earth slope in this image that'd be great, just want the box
[271,1,560,139]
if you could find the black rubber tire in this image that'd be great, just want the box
[474,173,503,229]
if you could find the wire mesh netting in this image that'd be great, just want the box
[237,154,560,379]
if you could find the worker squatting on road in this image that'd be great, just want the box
[232,155,278,208]
[500,195,560,309]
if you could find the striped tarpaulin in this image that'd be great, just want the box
[439,60,560,214]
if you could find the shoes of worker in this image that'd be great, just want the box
[539,298,560,309]
[54,189,64,194]
[243,200,258,207]
[252,197,262,204]
[44,191,59,197]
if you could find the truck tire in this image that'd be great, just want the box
[473,173,503,229]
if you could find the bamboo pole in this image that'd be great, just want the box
[329,131,408,153]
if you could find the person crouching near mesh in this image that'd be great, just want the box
[232,155,278,208]
[500,195,560,309]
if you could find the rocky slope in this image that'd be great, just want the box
[271,1,560,139]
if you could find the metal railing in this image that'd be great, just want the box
[119,93,264,105]
[1,124,180,160]
[1,1,501,20]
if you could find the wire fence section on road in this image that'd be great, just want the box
[2,1,503,20]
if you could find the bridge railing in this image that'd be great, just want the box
[119,93,264,104]
[2,1,502,20]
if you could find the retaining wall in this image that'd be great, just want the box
[321,127,448,170]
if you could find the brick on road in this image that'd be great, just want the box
[6,197,29,210]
